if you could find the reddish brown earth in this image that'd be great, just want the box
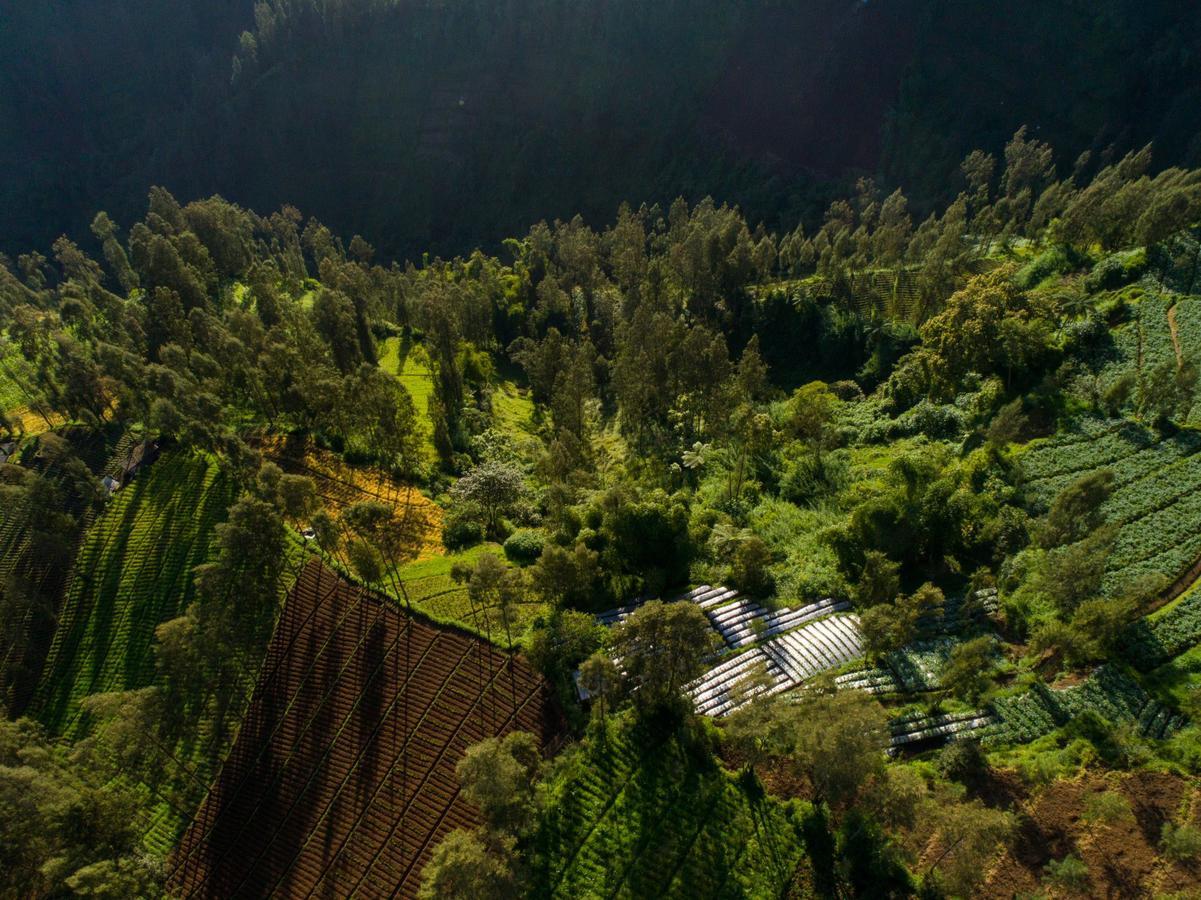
[168,560,563,899]
[982,770,1200,898]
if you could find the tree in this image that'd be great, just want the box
[788,381,838,463]
[918,268,1054,397]
[528,543,599,609]
[609,600,718,714]
[789,690,888,809]
[729,536,774,597]
[1038,469,1115,549]
[343,365,423,472]
[859,583,942,658]
[527,610,602,682]
[450,460,525,538]
[1139,359,1198,427]
[452,552,527,648]
[191,492,287,654]
[577,651,621,721]
[1042,525,1116,615]
[417,829,516,900]
[940,636,998,703]
[455,732,540,837]
[923,793,1014,898]
[853,551,900,608]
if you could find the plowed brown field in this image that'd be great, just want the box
[168,560,562,899]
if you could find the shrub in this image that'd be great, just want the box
[1162,822,1201,863]
[1081,791,1132,827]
[443,504,486,550]
[1043,854,1089,893]
[1016,245,1079,289]
[1085,248,1147,292]
[503,528,545,564]
[938,740,988,784]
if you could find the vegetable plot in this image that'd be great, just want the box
[169,561,563,900]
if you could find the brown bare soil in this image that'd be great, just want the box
[168,561,563,899]
[983,770,1199,898]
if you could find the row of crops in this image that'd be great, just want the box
[534,716,805,899]
[33,451,237,736]
[1019,417,1201,595]
[1122,583,1201,670]
[170,561,561,900]
[980,666,1183,746]
[1085,292,1200,424]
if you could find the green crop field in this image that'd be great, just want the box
[390,541,546,644]
[1019,418,1201,595]
[533,715,806,898]
[981,666,1182,746]
[1086,291,1201,426]
[34,451,238,736]
[1122,578,1201,670]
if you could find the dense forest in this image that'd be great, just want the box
[5,0,1201,261]
[3,111,1201,896]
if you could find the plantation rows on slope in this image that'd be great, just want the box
[1089,292,1201,424]
[34,451,236,735]
[170,561,563,900]
[534,716,806,899]
[1019,418,1201,595]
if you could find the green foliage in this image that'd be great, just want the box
[610,600,718,715]
[531,714,806,898]
[940,636,1000,703]
[1019,420,1201,596]
[503,528,545,564]
[1161,822,1201,863]
[0,718,164,899]
[1043,853,1090,894]
[34,452,236,736]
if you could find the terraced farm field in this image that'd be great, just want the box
[169,561,563,900]
[1123,578,1201,670]
[980,666,1182,746]
[1086,292,1201,425]
[34,450,237,735]
[533,715,806,898]
[1019,418,1201,595]
[262,438,443,561]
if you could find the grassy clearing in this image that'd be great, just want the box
[0,340,37,415]
[492,378,536,436]
[379,335,437,464]
[533,714,806,898]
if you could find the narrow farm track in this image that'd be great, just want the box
[169,561,563,900]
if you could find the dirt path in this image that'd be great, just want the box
[1168,302,1184,369]
[1146,547,1201,616]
